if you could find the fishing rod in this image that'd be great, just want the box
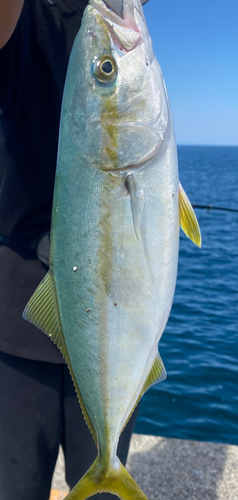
[192,204,238,213]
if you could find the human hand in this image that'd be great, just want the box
[0,0,24,49]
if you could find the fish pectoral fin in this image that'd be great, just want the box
[64,455,148,500]
[141,351,167,396]
[125,174,144,242]
[179,182,202,248]
[22,271,97,443]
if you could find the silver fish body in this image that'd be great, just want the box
[24,1,201,498]
[52,0,179,457]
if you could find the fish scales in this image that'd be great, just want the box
[23,0,201,498]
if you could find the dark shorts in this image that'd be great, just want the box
[0,351,139,500]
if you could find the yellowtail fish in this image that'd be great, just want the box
[23,0,201,498]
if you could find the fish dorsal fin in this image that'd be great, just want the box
[179,182,202,248]
[121,352,166,434]
[23,271,63,348]
[23,272,97,443]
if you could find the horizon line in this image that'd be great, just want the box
[177,143,238,148]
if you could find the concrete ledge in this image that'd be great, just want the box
[51,434,238,499]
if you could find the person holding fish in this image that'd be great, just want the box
[0,2,152,500]
[0,1,201,499]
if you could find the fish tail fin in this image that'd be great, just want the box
[64,455,148,500]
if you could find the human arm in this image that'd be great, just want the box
[0,0,24,49]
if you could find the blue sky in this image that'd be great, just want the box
[143,0,238,145]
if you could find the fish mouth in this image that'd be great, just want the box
[104,0,150,18]
[89,0,142,51]
[104,0,124,18]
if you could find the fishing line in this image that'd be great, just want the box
[192,204,238,213]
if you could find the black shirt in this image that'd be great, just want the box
[0,0,88,240]
[0,0,88,362]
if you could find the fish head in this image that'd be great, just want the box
[67,0,170,173]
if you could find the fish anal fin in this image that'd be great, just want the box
[121,352,166,434]
[22,272,97,443]
[140,351,167,396]
[179,182,202,248]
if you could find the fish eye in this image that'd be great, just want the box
[93,55,118,83]
[102,60,113,74]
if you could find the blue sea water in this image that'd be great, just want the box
[135,145,238,445]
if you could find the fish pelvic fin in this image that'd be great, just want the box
[22,271,97,443]
[64,455,148,500]
[179,182,202,248]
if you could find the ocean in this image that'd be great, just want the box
[135,145,238,445]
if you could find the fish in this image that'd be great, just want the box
[23,0,201,499]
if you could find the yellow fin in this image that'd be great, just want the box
[141,351,166,396]
[179,182,202,248]
[64,455,148,500]
[121,352,166,434]
[23,271,63,349]
[22,272,96,442]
